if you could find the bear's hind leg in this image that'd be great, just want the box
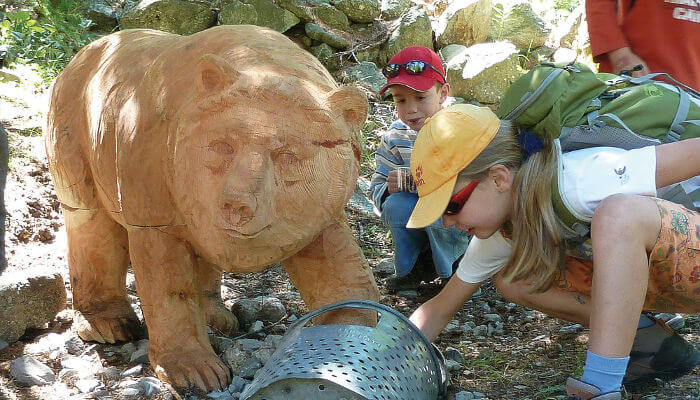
[198,259,238,335]
[65,207,143,343]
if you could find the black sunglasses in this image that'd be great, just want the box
[382,60,446,81]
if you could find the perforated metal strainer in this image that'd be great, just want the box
[240,299,448,400]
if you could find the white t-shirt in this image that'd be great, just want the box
[456,145,658,284]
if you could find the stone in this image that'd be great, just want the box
[218,0,257,25]
[310,42,343,71]
[227,375,249,393]
[85,0,118,33]
[443,346,465,364]
[379,7,433,65]
[473,324,488,337]
[0,269,66,344]
[456,392,476,400]
[559,324,584,335]
[118,0,217,35]
[489,1,550,51]
[348,177,376,216]
[239,0,300,32]
[130,339,149,364]
[484,313,501,323]
[306,22,349,49]
[75,378,102,393]
[445,359,461,372]
[554,4,585,49]
[46,25,378,392]
[380,0,409,20]
[340,61,385,93]
[441,41,521,104]
[10,356,55,386]
[278,0,319,22]
[139,376,163,395]
[435,0,492,48]
[64,334,85,355]
[373,257,395,277]
[121,365,143,377]
[331,0,380,23]
[258,297,286,323]
[313,3,349,30]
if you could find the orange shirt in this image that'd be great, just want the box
[586,0,700,90]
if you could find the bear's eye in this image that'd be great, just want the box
[208,141,234,155]
[274,150,300,164]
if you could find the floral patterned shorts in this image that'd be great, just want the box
[557,198,700,313]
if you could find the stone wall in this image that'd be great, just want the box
[83,0,590,104]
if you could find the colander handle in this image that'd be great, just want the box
[287,299,449,399]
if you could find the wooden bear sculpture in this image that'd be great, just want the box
[45,25,379,391]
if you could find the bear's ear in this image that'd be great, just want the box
[196,54,239,93]
[326,85,368,133]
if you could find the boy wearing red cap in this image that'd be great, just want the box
[369,46,470,291]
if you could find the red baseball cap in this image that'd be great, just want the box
[379,46,446,95]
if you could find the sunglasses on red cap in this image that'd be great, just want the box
[443,180,480,215]
[382,60,446,82]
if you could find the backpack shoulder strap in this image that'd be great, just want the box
[550,140,592,238]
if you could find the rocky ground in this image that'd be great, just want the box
[0,64,698,400]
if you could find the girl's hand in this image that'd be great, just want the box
[409,277,481,341]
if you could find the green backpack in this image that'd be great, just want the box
[496,62,700,237]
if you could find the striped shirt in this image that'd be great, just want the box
[369,120,418,211]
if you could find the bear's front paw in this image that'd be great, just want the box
[154,350,231,392]
[74,300,144,343]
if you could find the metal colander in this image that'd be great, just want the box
[240,299,448,400]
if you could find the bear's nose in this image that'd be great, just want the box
[221,194,257,227]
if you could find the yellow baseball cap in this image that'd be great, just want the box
[406,104,500,228]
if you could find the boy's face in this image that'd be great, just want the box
[389,82,449,131]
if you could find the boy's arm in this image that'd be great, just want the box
[409,277,481,342]
[368,124,412,209]
[655,137,700,188]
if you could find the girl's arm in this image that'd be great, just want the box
[655,137,700,188]
[409,277,481,341]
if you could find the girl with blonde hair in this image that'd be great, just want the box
[407,104,700,399]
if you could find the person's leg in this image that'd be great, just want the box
[380,192,426,276]
[588,195,660,360]
[424,217,470,278]
[492,269,591,326]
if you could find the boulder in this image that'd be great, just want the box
[10,356,55,386]
[85,0,118,33]
[331,0,380,23]
[489,1,550,51]
[435,0,491,48]
[305,22,349,49]
[340,61,385,93]
[553,4,585,49]
[379,6,433,66]
[238,0,300,32]
[310,42,343,71]
[0,270,67,344]
[380,0,410,20]
[119,0,217,35]
[313,3,350,30]
[441,41,521,104]
[278,0,316,22]
[218,0,257,25]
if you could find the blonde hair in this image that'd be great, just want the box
[457,120,562,293]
